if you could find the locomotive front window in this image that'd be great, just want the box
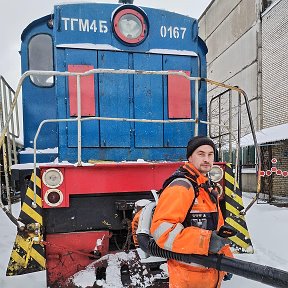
[28,34,54,87]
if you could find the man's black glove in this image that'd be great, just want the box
[208,230,230,254]
[223,273,233,281]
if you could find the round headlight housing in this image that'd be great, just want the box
[43,168,63,188]
[44,189,64,207]
[209,165,224,183]
[113,8,148,45]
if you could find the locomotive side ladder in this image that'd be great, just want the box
[0,76,20,213]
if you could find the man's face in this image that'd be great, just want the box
[188,145,214,175]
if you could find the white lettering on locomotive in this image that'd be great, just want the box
[160,26,187,40]
[61,17,108,33]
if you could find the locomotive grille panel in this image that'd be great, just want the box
[43,192,152,233]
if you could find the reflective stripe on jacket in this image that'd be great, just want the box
[151,175,212,255]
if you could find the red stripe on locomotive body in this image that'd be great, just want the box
[41,162,184,207]
[41,162,226,206]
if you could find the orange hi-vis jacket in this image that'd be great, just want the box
[150,163,233,288]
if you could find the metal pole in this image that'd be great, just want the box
[76,75,82,166]
[0,81,11,212]
[218,96,222,161]
[194,79,199,136]
[229,90,232,163]
[9,90,18,164]
[237,91,242,186]
[2,85,12,170]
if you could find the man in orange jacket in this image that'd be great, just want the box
[150,136,233,288]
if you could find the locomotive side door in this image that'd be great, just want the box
[21,30,58,150]
[97,50,130,148]
[133,53,164,148]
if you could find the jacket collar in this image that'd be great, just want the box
[184,162,209,184]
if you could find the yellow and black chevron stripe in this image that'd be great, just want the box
[224,164,254,254]
[6,169,46,276]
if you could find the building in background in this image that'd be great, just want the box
[199,0,288,198]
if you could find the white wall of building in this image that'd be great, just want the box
[199,0,263,137]
[199,0,288,195]
[262,0,288,128]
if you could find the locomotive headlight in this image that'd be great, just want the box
[118,14,142,39]
[44,189,64,207]
[209,165,224,183]
[113,8,148,45]
[43,168,63,188]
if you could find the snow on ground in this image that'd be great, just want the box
[1,193,288,287]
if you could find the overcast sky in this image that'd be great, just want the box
[0,0,211,89]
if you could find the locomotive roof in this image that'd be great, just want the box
[21,2,198,41]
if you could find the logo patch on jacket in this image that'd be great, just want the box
[185,212,218,230]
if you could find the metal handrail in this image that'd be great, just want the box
[204,78,261,214]
[0,76,20,138]
[0,76,20,212]
[0,69,260,224]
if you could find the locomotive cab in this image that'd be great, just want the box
[19,3,208,163]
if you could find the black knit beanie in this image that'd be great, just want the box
[186,136,216,159]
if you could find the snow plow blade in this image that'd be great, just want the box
[138,233,288,288]
[57,250,168,288]
[6,169,46,276]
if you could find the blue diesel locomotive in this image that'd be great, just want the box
[3,1,255,287]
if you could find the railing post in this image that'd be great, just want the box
[77,75,82,166]
[194,79,199,136]
[229,90,232,163]
[9,90,18,165]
